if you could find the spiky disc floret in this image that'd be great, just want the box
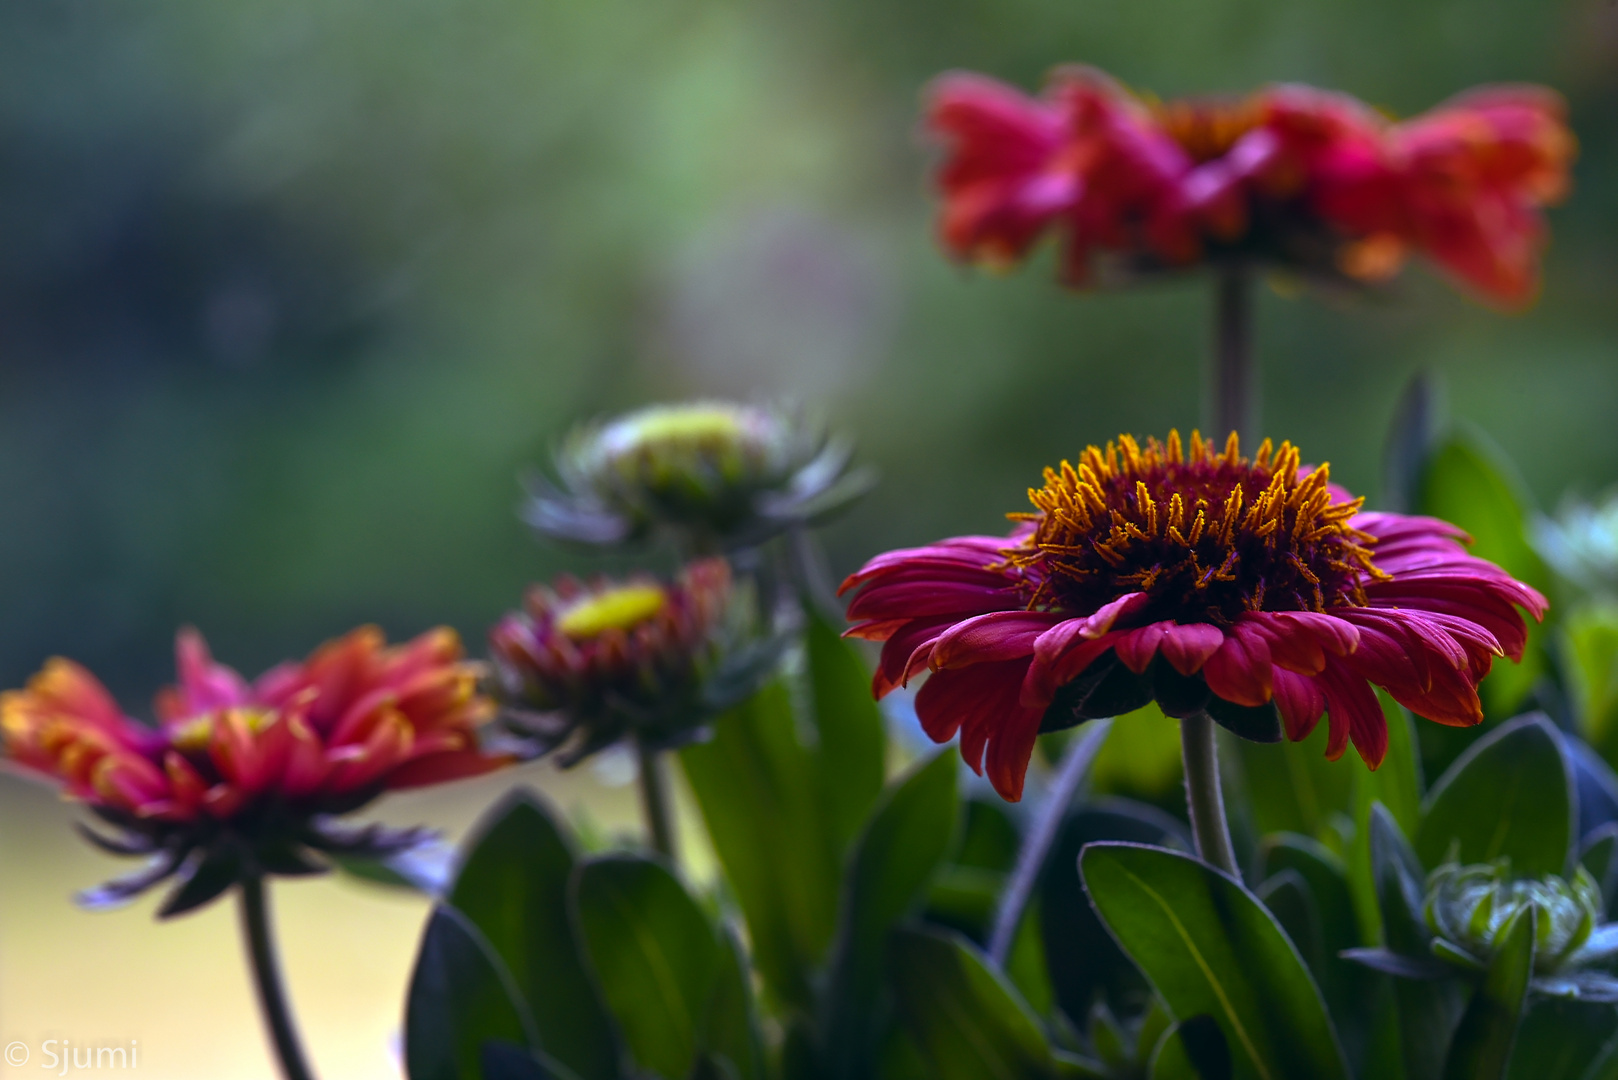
[1005,430,1386,624]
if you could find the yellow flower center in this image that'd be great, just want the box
[556,585,669,639]
[1004,431,1387,624]
[603,404,749,450]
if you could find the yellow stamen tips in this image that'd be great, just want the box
[555,584,669,640]
[171,708,274,754]
[1002,431,1388,623]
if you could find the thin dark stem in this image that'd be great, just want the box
[239,876,318,1080]
[1181,714,1239,876]
[1212,266,1255,444]
[637,741,677,862]
[987,719,1114,968]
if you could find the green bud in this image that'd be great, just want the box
[1424,860,1604,974]
[528,400,873,550]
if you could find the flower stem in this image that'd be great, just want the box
[637,741,678,862]
[1181,713,1239,876]
[1212,266,1255,443]
[987,718,1114,968]
[239,875,318,1080]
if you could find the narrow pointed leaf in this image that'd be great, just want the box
[1080,842,1350,1080]
[805,609,888,851]
[680,681,841,1008]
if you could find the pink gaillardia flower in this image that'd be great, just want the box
[490,558,769,763]
[0,626,509,914]
[925,67,1574,307]
[842,432,1547,801]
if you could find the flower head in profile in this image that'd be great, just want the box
[924,67,1574,307]
[0,627,508,915]
[490,558,772,763]
[525,401,874,552]
[842,431,1546,800]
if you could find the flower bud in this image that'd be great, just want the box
[1424,861,1603,973]
[490,558,767,763]
[525,401,872,551]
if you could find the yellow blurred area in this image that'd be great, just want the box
[0,760,706,1079]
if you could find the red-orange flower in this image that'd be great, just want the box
[925,68,1574,306]
[842,432,1547,802]
[1,626,508,914]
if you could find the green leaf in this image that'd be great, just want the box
[1442,907,1535,1080]
[1149,1016,1232,1080]
[1259,835,1380,1078]
[1505,998,1618,1080]
[805,608,888,851]
[1348,695,1423,943]
[1581,824,1618,917]
[1254,872,1320,977]
[1230,722,1355,844]
[702,927,766,1080]
[1415,713,1575,877]
[1564,604,1618,762]
[888,927,1105,1080]
[449,791,620,1080]
[822,752,961,1079]
[680,681,841,1008]
[1042,800,1187,1020]
[572,855,720,1080]
[925,797,1020,941]
[405,905,541,1080]
[1368,804,1463,1080]
[1080,842,1350,1080]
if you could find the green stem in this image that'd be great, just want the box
[637,741,677,862]
[1181,714,1239,876]
[239,876,318,1080]
[1212,266,1255,444]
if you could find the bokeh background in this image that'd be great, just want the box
[3,0,1616,1075]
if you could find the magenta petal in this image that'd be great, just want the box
[1273,611,1360,657]
[930,610,1063,671]
[1022,631,1117,708]
[873,617,956,697]
[1202,625,1273,707]
[175,627,251,713]
[1159,623,1226,675]
[1114,622,1171,674]
[1272,668,1326,741]
[1081,591,1151,636]
[914,659,1043,801]
[1242,613,1327,675]
[1319,659,1387,768]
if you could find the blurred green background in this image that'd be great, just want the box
[1,0,1615,1075]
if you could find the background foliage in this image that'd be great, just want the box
[3,0,1617,1076]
